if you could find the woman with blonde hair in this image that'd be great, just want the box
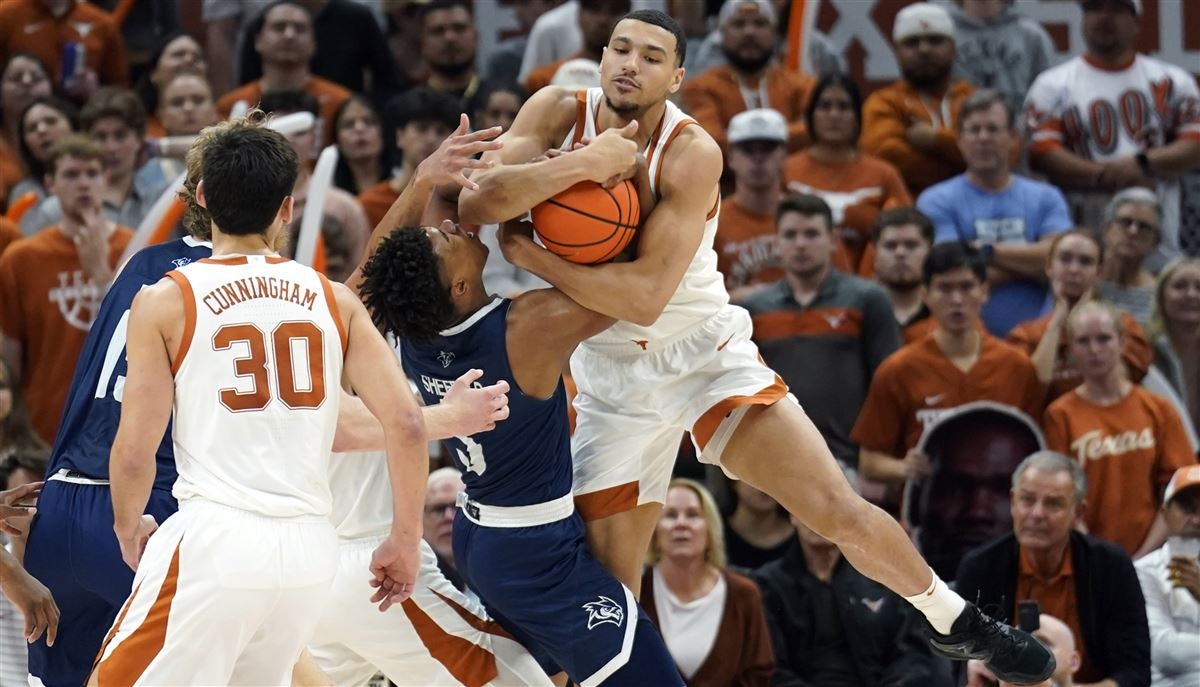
[642,478,774,686]
[1043,301,1197,558]
[1148,257,1200,435]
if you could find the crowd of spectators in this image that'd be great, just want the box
[1,0,1198,685]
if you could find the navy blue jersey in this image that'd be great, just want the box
[46,237,212,489]
[401,298,573,507]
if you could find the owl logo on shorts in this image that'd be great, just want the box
[582,596,624,630]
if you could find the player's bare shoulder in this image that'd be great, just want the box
[658,122,723,196]
[511,86,583,142]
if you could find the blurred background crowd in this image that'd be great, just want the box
[0,0,1198,686]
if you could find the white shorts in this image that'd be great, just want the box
[570,304,790,520]
[92,499,337,686]
[308,536,552,687]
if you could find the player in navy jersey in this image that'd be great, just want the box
[359,219,684,687]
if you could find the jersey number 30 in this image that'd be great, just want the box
[213,321,326,411]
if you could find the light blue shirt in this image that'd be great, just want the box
[919,174,1072,337]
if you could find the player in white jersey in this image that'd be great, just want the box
[1023,0,1200,264]
[304,118,553,687]
[460,9,1056,684]
[91,124,430,686]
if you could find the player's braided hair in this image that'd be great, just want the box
[360,228,455,345]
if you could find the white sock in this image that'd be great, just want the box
[903,570,967,635]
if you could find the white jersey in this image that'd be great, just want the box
[167,255,345,517]
[327,450,392,539]
[1023,55,1200,264]
[562,88,728,346]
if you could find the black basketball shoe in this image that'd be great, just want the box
[929,603,1056,684]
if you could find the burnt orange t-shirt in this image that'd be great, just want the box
[851,332,1045,458]
[357,178,403,231]
[715,197,782,290]
[217,77,350,148]
[1015,547,1094,680]
[783,151,912,272]
[0,224,132,442]
[0,0,129,86]
[681,64,815,153]
[1044,386,1197,554]
[860,79,975,196]
[0,217,19,257]
[1008,311,1153,402]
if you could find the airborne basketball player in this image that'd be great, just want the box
[460,9,1055,682]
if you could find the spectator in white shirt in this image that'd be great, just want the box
[1135,465,1200,687]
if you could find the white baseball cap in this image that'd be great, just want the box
[728,108,788,145]
[550,58,601,89]
[719,0,777,27]
[893,3,955,43]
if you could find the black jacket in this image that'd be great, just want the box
[955,532,1150,687]
[752,541,949,687]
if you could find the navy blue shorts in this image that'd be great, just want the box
[23,479,177,687]
[454,511,682,686]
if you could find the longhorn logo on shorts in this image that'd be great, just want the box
[438,351,455,368]
[582,596,624,630]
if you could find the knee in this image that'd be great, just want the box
[809,493,875,546]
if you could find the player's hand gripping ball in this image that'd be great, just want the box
[531,179,640,264]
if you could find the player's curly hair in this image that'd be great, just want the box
[359,228,455,345]
[178,108,271,241]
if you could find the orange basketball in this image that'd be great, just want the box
[531,180,640,265]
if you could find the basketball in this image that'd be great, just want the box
[530,179,640,265]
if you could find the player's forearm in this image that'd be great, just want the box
[1146,139,1200,178]
[109,442,156,536]
[517,245,667,326]
[1031,146,1106,189]
[858,448,908,484]
[332,391,385,452]
[991,242,1052,280]
[382,409,429,545]
[459,153,595,225]
[421,404,469,441]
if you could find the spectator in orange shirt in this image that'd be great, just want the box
[0,0,129,100]
[852,242,1043,510]
[717,108,787,302]
[1044,301,1197,558]
[358,87,461,230]
[1,54,53,204]
[861,3,974,196]
[216,2,350,154]
[1009,229,1153,403]
[785,73,912,272]
[0,135,132,443]
[872,207,935,343]
[681,0,814,154]
[523,0,629,95]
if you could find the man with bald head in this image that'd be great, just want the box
[424,466,466,589]
[969,614,1081,687]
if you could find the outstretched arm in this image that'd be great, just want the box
[346,114,503,294]
[500,129,723,326]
